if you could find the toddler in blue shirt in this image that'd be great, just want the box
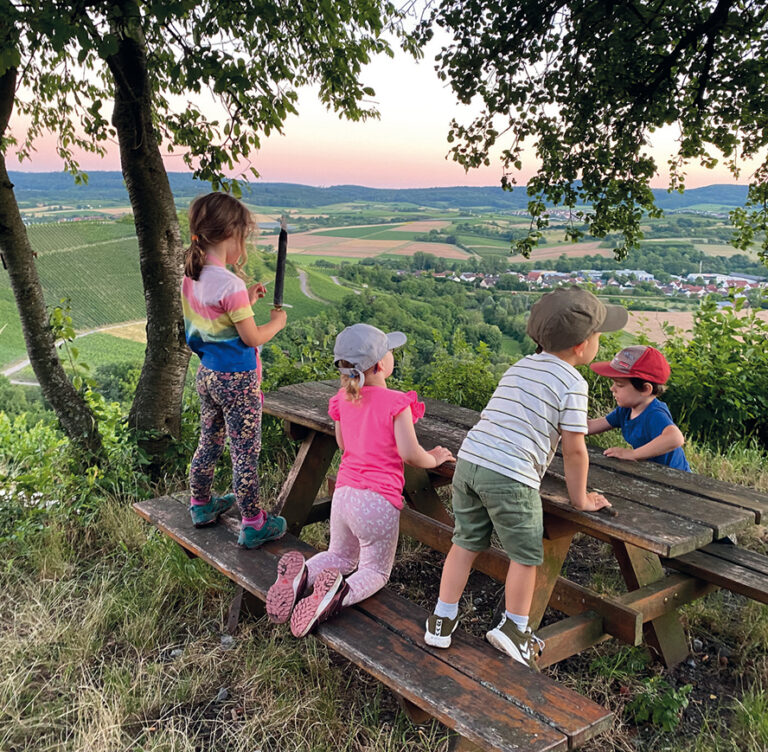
[587,345,690,472]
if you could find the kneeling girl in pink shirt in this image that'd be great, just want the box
[266,323,454,636]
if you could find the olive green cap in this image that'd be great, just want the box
[526,286,627,352]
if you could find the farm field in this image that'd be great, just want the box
[5,208,766,376]
[258,221,471,260]
[626,308,768,344]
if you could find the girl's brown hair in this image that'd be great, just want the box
[184,192,256,281]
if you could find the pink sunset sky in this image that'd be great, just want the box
[8,41,757,190]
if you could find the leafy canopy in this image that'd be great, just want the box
[417,0,768,263]
[6,0,417,189]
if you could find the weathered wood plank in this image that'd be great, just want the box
[359,590,613,749]
[665,549,768,604]
[540,477,713,558]
[549,578,643,646]
[548,456,755,539]
[700,541,768,577]
[133,496,570,752]
[583,447,768,522]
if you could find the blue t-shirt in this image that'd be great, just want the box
[606,399,690,472]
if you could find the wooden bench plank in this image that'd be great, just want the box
[701,541,768,576]
[359,590,612,749]
[665,547,768,605]
[133,497,581,751]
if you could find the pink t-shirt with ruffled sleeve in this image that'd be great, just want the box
[328,385,425,509]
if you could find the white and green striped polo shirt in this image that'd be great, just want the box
[457,352,588,490]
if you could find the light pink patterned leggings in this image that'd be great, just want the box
[305,485,401,607]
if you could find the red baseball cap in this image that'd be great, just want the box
[590,345,671,384]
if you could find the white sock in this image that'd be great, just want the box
[435,599,459,619]
[505,611,529,632]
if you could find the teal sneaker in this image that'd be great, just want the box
[189,494,236,528]
[237,514,287,549]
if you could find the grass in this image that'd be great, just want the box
[2,416,768,751]
[0,497,449,752]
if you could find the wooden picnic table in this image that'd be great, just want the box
[264,379,768,669]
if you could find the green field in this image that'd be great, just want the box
[27,221,138,253]
[12,332,147,382]
[311,225,405,239]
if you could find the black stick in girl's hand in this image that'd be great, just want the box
[273,215,288,310]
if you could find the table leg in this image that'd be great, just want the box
[403,466,454,527]
[225,585,265,634]
[529,518,577,629]
[612,541,689,667]
[275,428,338,536]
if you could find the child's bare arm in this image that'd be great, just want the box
[234,308,287,347]
[334,421,344,452]
[604,424,685,461]
[393,408,454,468]
[587,417,612,435]
[561,430,611,511]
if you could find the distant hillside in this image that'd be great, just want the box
[11,171,749,211]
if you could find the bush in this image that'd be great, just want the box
[662,298,768,447]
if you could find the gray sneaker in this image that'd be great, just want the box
[424,613,459,649]
[486,616,544,671]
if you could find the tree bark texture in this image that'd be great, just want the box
[106,21,190,460]
[0,67,101,452]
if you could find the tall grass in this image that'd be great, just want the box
[0,498,448,752]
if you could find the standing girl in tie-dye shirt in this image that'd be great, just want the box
[181,192,287,548]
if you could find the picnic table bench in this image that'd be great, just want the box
[134,378,768,751]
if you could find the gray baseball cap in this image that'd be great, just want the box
[527,286,627,352]
[333,323,407,373]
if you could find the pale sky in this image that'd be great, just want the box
[9,38,755,190]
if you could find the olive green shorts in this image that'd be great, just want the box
[451,457,543,566]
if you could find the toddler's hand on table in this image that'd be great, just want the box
[428,446,455,467]
[603,447,636,461]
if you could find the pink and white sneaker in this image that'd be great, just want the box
[290,568,349,638]
[266,551,308,624]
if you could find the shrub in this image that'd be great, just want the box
[662,298,768,448]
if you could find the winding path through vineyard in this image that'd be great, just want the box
[1,320,147,386]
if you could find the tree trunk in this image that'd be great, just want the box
[0,67,101,453]
[105,11,190,463]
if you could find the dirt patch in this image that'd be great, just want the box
[108,323,148,343]
[528,241,613,260]
[400,220,451,232]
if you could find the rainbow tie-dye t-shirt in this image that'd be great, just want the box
[181,260,257,372]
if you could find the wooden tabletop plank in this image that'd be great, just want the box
[133,496,568,752]
[582,449,768,523]
[539,476,713,558]
[547,456,755,539]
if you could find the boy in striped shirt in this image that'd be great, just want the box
[425,286,627,670]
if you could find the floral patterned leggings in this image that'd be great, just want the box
[190,366,263,519]
[305,485,401,607]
